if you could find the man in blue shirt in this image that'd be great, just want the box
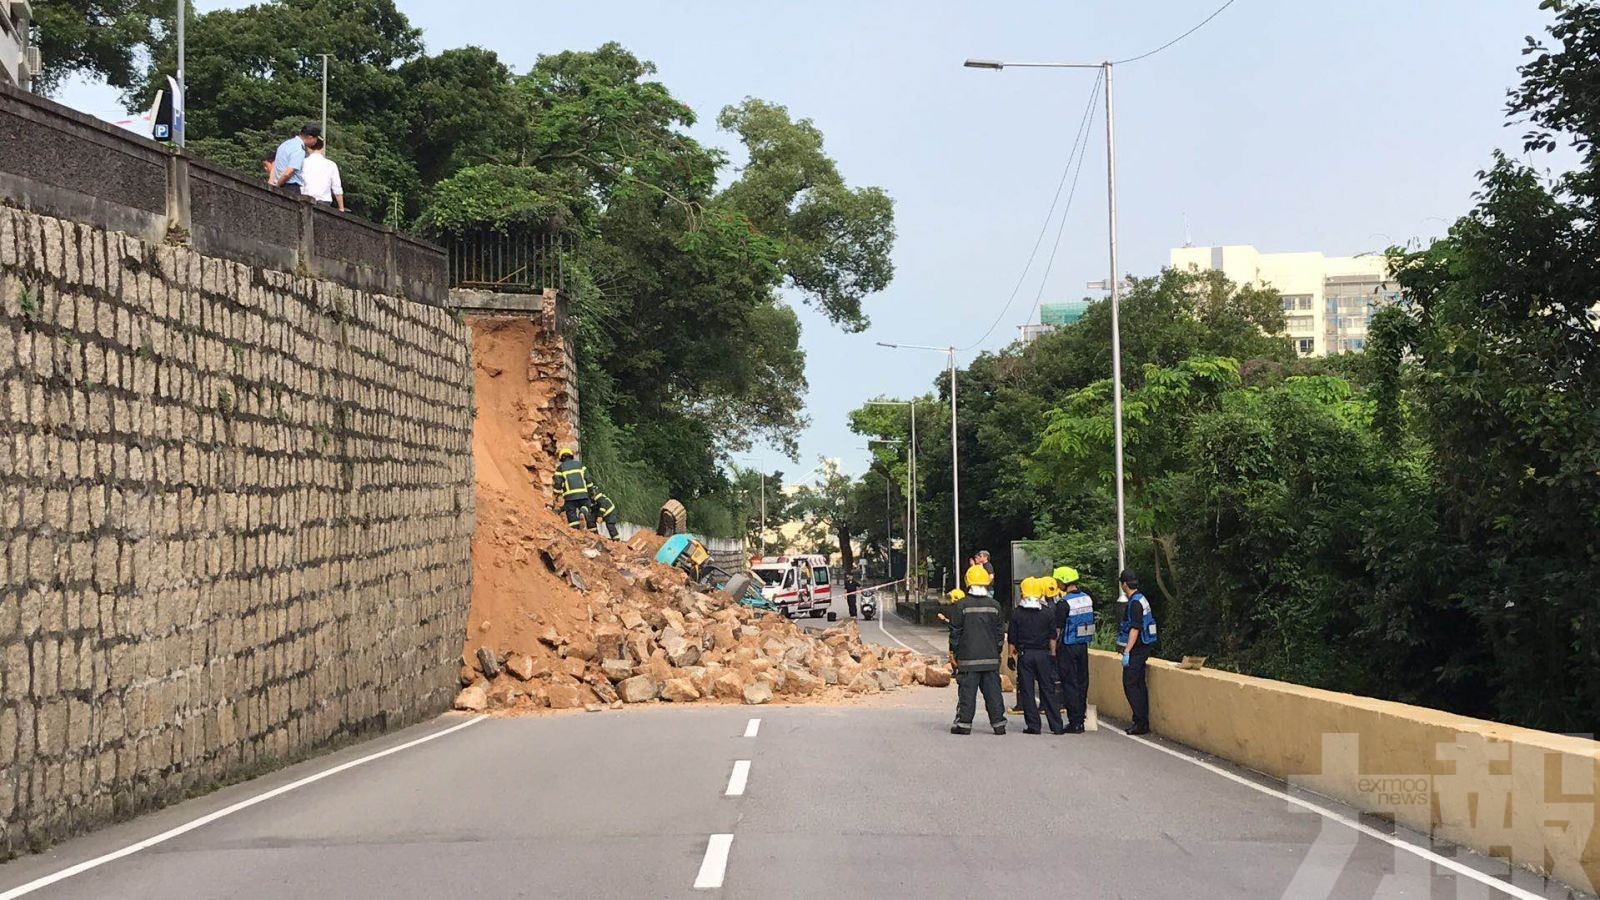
[270,123,321,191]
[1117,568,1158,735]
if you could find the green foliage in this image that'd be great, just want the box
[847,5,1600,733]
[32,0,166,96]
[417,165,590,236]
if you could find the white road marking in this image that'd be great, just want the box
[694,834,735,890]
[1112,729,1542,900]
[725,760,752,797]
[743,717,761,738]
[0,716,487,899]
[870,581,920,653]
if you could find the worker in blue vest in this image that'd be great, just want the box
[1051,565,1094,733]
[1116,568,1158,735]
[552,447,594,529]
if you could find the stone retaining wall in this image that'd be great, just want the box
[0,206,475,856]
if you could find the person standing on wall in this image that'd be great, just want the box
[299,138,346,212]
[1008,577,1066,735]
[269,122,320,193]
[1117,569,1158,736]
[948,564,1007,736]
[552,447,594,529]
[1051,566,1094,734]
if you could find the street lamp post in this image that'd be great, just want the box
[876,343,960,582]
[320,54,330,143]
[868,437,909,599]
[866,399,919,597]
[965,56,1128,572]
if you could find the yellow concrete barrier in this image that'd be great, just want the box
[1087,649,1598,892]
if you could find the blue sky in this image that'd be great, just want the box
[60,1,1560,482]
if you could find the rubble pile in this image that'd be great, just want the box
[462,316,946,713]
[457,508,949,713]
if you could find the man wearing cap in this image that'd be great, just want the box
[948,564,1007,735]
[1117,569,1159,735]
[270,122,322,192]
[1051,566,1095,733]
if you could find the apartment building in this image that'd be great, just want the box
[1169,244,1400,357]
[0,1,36,91]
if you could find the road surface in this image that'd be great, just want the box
[1,657,1583,899]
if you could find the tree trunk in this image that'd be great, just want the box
[836,527,855,576]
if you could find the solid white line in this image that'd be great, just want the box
[871,585,920,653]
[724,760,751,797]
[743,718,761,738]
[1111,729,1542,900]
[0,716,487,900]
[694,834,734,890]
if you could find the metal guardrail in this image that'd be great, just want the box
[448,229,566,294]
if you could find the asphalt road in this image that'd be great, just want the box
[0,657,1583,900]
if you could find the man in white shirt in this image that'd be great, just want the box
[299,139,346,211]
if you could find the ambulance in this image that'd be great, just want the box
[749,555,835,619]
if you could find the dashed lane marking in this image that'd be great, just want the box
[694,834,734,890]
[744,717,761,738]
[725,760,752,797]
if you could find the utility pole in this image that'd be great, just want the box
[320,54,330,143]
[1104,62,1127,574]
[965,56,1128,572]
[175,0,185,147]
[873,345,961,590]
[866,399,921,598]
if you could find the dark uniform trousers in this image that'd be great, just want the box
[1056,642,1089,729]
[1016,649,1064,733]
[954,669,1007,729]
[562,498,591,528]
[1123,642,1153,730]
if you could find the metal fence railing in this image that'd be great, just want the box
[448,229,566,294]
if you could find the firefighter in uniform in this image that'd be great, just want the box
[1117,568,1158,735]
[1008,577,1066,735]
[1051,566,1094,733]
[552,448,594,529]
[589,490,620,539]
[948,565,1007,735]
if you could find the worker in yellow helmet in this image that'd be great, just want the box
[1008,576,1066,734]
[948,564,1006,735]
[1038,576,1070,717]
[1051,565,1095,733]
[552,447,594,529]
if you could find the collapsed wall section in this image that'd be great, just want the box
[0,207,475,855]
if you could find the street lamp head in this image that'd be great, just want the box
[964,58,1005,70]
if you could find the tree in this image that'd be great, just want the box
[791,459,872,576]
[32,0,166,97]
[716,99,896,332]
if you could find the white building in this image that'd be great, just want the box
[1170,245,1400,357]
[0,1,36,91]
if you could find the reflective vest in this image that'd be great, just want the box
[592,492,617,518]
[1117,591,1158,646]
[1061,590,1095,645]
[553,458,591,500]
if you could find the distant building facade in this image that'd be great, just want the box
[1018,300,1090,346]
[0,1,36,91]
[1170,245,1400,357]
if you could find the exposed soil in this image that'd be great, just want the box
[461,316,947,714]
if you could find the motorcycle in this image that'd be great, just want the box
[859,587,878,621]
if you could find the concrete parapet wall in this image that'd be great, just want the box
[1086,649,1599,891]
[0,206,476,856]
[0,81,447,306]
